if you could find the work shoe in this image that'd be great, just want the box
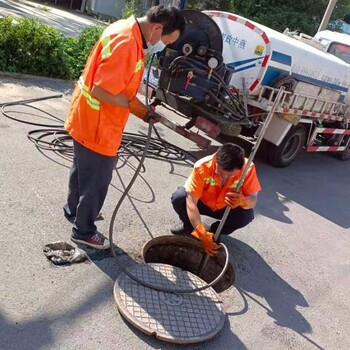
[71,232,110,250]
[209,221,220,233]
[170,222,193,235]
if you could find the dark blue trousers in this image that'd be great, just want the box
[171,187,254,235]
[64,140,115,239]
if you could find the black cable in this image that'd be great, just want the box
[1,65,230,294]
[108,54,231,294]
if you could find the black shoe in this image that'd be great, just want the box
[209,221,220,233]
[170,222,193,235]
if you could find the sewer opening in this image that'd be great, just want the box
[143,235,235,293]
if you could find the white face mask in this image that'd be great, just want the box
[147,40,166,55]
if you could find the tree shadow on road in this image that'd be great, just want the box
[222,236,325,350]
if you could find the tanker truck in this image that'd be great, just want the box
[148,10,350,167]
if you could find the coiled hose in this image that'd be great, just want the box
[1,56,230,294]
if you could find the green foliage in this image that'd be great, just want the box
[0,16,105,79]
[122,0,141,18]
[64,25,105,78]
[233,0,350,35]
[0,16,71,78]
[186,0,234,11]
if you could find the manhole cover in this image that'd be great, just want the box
[114,263,226,344]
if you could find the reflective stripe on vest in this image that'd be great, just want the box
[134,59,143,73]
[101,35,112,59]
[78,76,100,111]
[204,177,218,185]
[228,162,253,189]
[228,180,239,189]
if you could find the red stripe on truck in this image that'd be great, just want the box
[228,14,238,21]
[261,55,270,67]
[249,79,260,91]
[261,32,270,44]
[245,21,255,30]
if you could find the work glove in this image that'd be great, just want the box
[225,192,250,209]
[191,224,221,256]
[129,97,161,123]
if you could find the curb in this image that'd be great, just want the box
[0,71,75,84]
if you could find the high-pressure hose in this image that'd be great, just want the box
[108,53,231,294]
[1,56,231,294]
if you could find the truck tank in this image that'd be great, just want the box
[205,11,350,106]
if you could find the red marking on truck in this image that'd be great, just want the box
[245,21,255,30]
[261,55,270,67]
[249,79,260,91]
[228,14,238,21]
[261,33,270,44]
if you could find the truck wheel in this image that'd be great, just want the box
[267,125,306,167]
[334,143,350,161]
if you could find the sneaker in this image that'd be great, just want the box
[209,221,220,233]
[71,232,110,250]
[170,222,193,235]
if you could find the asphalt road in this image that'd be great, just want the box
[0,75,349,350]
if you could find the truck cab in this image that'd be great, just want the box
[314,30,350,64]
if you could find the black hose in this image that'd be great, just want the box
[108,54,231,294]
[1,64,230,294]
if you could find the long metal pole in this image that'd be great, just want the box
[318,0,338,32]
[197,87,286,276]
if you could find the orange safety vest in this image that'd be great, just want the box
[65,16,145,156]
[184,154,262,211]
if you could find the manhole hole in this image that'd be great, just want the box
[114,263,226,344]
[143,235,235,293]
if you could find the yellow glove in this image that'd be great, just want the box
[191,224,221,256]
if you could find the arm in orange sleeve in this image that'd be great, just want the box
[184,167,205,228]
[90,85,130,108]
[240,164,261,196]
[93,35,136,96]
[184,167,205,199]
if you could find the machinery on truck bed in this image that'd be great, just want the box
[148,10,350,167]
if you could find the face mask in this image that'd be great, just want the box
[147,40,166,55]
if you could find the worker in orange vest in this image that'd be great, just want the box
[171,143,261,255]
[63,5,185,249]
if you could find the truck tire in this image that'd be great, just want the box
[334,143,350,161]
[267,125,307,167]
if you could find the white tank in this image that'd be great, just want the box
[203,11,350,106]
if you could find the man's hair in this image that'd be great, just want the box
[216,143,245,171]
[146,5,186,36]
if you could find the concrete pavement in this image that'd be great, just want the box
[0,74,349,350]
[0,0,103,36]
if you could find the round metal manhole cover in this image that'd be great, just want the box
[114,263,226,344]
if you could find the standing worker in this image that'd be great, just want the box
[171,143,261,255]
[63,5,186,249]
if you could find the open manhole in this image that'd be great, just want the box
[114,263,226,344]
[143,235,235,293]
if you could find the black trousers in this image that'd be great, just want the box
[64,140,115,239]
[171,187,254,235]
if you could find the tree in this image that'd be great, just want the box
[185,0,234,12]
[233,0,350,35]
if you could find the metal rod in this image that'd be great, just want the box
[0,94,63,107]
[197,87,286,276]
[242,78,249,119]
[318,0,338,32]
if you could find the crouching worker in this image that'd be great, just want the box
[171,143,261,255]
